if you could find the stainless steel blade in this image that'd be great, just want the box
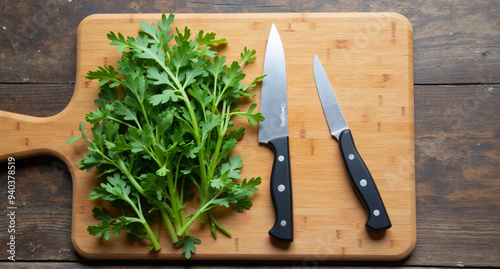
[313,55,349,140]
[258,23,288,143]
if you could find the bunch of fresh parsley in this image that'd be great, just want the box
[67,13,264,259]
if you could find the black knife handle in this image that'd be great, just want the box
[267,136,293,241]
[338,129,391,231]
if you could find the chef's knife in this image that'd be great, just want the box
[313,55,391,231]
[258,24,293,241]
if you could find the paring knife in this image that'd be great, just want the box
[313,55,391,231]
[258,24,293,241]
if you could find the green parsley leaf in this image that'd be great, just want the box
[175,235,201,259]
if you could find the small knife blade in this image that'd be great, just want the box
[313,55,391,231]
[258,24,293,241]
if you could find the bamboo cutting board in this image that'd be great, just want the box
[0,13,415,261]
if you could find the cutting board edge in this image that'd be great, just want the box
[72,241,417,261]
[77,11,414,32]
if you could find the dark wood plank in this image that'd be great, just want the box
[0,263,436,269]
[0,84,73,117]
[0,156,75,261]
[411,84,500,267]
[0,1,499,84]
[404,1,500,84]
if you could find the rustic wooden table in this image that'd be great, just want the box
[0,1,498,268]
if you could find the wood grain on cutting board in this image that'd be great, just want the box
[0,13,415,260]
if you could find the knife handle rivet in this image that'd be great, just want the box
[373,209,380,217]
[278,155,285,162]
[360,179,367,187]
[280,220,287,227]
[277,184,286,192]
[348,154,355,160]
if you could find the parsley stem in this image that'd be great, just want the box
[159,207,178,243]
[117,158,177,245]
[176,200,212,236]
[177,188,225,236]
[106,116,134,129]
[143,221,162,251]
[207,102,229,183]
[179,87,210,223]
[123,194,161,251]
[166,169,182,232]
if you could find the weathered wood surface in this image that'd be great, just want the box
[0,0,499,268]
[0,1,499,85]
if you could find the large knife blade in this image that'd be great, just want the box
[313,55,391,231]
[258,24,293,241]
